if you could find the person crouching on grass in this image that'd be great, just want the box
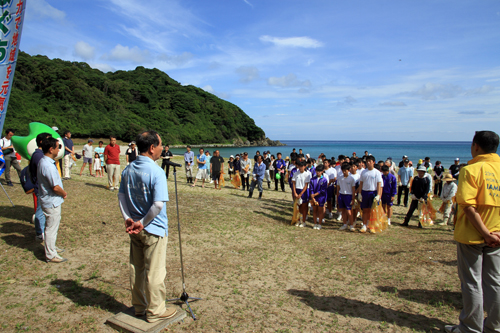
[309,164,328,230]
[248,155,266,199]
[337,163,356,232]
[381,165,397,225]
[358,156,383,233]
[292,160,311,227]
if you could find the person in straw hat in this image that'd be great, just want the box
[438,173,457,226]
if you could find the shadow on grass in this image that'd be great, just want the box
[85,182,109,189]
[51,279,127,314]
[288,289,446,331]
[0,219,46,261]
[377,286,461,310]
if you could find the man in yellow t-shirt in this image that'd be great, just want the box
[445,131,500,333]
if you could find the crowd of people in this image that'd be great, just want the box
[178,146,466,232]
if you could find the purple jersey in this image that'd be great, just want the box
[309,175,328,203]
[382,173,397,197]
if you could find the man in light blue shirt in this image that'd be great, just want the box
[118,130,177,322]
[248,155,266,199]
[38,137,67,263]
[191,148,207,188]
[397,159,414,207]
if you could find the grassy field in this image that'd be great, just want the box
[0,154,461,332]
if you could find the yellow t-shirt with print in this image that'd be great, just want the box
[454,153,500,245]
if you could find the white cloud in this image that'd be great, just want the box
[259,35,324,48]
[27,0,66,21]
[201,85,230,100]
[104,44,150,63]
[406,83,494,100]
[243,0,253,7]
[267,73,311,88]
[157,52,194,67]
[202,85,214,93]
[89,63,115,73]
[236,66,260,83]
[73,41,95,61]
[379,101,407,107]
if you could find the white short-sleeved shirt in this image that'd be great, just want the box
[360,168,383,191]
[324,167,337,185]
[337,173,356,195]
[335,165,342,176]
[292,170,311,189]
[351,172,361,185]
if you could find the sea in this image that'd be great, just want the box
[169,140,499,168]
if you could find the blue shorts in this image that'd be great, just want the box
[381,193,393,206]
[327,186,336,200]
[361,190,377,209]
[338,194,353,210]
[295,188,309,203]
[314,194,326,207]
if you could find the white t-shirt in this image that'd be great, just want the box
[360,168,383,191]
[335,164,342,176]
[1,137,16,157]
[337,173,356,195]
[351,172,361,185]
[324,167,337,186]
[292,170,311,189]
[288,163,295,171]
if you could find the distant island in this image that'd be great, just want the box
[6,51,283,147]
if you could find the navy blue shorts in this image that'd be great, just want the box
[381,193,393,206]
[338,194,353,210]
[361,190,377,209]
[295,188,309,203]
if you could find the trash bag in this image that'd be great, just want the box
[276,173,281,180]
[419,201,434,227]
[368,200,388,233]
[231,172,241,188]
[219,172,225,187]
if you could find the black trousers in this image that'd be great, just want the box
[397,185,409,206]
[404,199,424,225]
[433,180,442,197]
[275,172,285,191]
[241,174,250,189]
[162,163,170,179]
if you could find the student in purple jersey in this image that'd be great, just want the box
[357,155,383,233]
[288,158,298,200]
[274,153,286,192]
[309,165,328,230]
[381,165,398,225]
[337,163,357,232]
[292,160,311,227]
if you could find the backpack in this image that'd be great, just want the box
[20,166,35,194]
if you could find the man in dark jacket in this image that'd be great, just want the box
[402,165,430,228]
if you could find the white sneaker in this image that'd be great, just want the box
[35,234,44,242]
[349,226,355,232]
[313,224,318,230]
[444,325,462,333]
[339,224,348,231]
[299,223,306,228]
[210,180,214,184]
[317,224,322,230]
[360,225,367,233]
[109,187,114,191]
[328,212,333,219]
[387,219,391,225]
[295,222,300,227]
[322,219,325,224]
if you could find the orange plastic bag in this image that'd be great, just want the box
[231,173,241,189]
[368,200,388,233]
[419,201,434,227]
[219,172,225,187]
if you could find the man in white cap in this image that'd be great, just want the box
[402,165,430,228]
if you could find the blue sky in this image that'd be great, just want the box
[19,0,500,141]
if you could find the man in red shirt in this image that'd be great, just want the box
[104,136,121,191]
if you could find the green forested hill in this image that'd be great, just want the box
[6,51,265,144]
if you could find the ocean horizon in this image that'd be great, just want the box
[170,139,498,168]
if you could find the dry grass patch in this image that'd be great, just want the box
[0,156,460,332]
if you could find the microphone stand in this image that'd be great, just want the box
[167,165,201,320]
